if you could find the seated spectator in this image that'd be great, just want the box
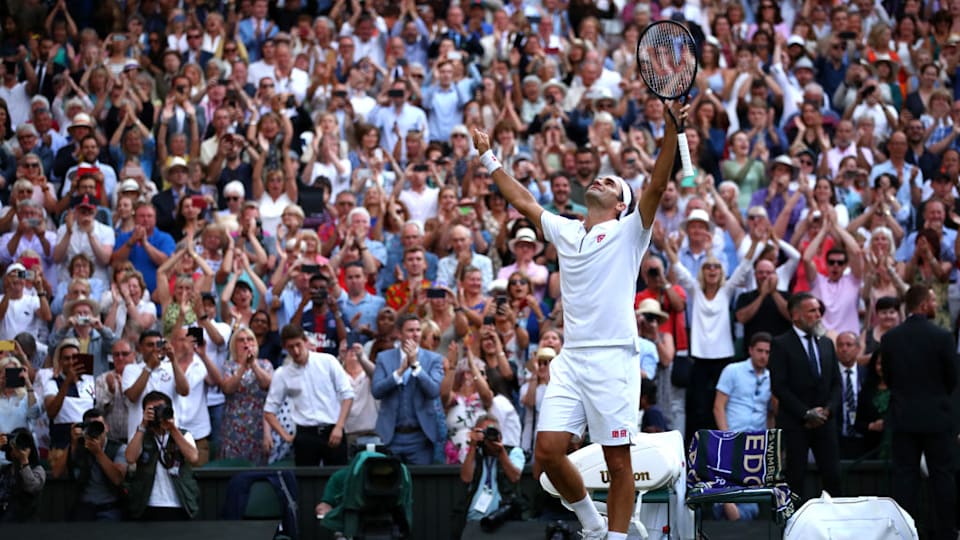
[640,378,669,433]
[49,296,116,377]
[264,325,355,466]
[0,427,46,522]
[67,408,126,521]
[124,391,200,521]
[219,327,273,465]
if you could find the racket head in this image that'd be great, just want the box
[636,20,699,100]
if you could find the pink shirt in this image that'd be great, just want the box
[812,273,862,335]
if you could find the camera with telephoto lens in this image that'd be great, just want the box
[151,404,174,426]
[545,520,573,540]
[483,425,501,442]
[479,497,522,532]
[1,431,33,452]
[79,420,105,440]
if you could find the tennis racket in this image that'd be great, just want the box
[636,20,699,179]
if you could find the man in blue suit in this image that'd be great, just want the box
[371,314,444,465]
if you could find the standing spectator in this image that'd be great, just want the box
[880,285,957,540]
[835,332,867,459]
[168,325,221,466]
[219,328,273,465]
[770,293,842,501]
[42,338,95,477]
[237,0,278,63]
[53,195,115,284]
[112,202,177,293]
[49,297,116,377]
[123,391,200,521]
[371,314,444,465]
[0,356,39,444]
[94,340,135,441]
[121,331,189,442]
[423,61,469,143]
[367,79,428,158]
[734,258,792,347]
[714,332,773,432]
[264,325,354,466]
[340,342,378,448]
[802,211,863,336]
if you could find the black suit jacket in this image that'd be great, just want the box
[771,329,842,429]
[880,315,958,433]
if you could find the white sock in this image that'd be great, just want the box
[568,495,604,531]
[607,533,628,540]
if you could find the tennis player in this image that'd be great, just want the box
[472,103,684,539]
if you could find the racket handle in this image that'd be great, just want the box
[677,133,695,179]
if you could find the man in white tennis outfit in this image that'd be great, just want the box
[472,103,683,540]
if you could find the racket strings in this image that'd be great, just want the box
[637,25,697,98]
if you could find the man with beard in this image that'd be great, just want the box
[471,101,685,539]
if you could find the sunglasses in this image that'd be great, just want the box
[509,278,528,286]
[24,162,40,168]
[747,214,764,220]
[188,34,202,39]
[642,313,660,323]
[826,259,846,266]
[702,263,722,270]
[225,196,241,201]
[799,159,813,166]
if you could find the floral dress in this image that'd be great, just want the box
[444,392,486,464]
[219,359,274,465]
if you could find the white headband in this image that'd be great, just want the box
[610,176,632,219]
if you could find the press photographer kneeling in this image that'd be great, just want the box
[459,415,525,530]
[124,391,200,521]
[68,408,127,521]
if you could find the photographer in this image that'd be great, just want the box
[67,408,126,521]
[459,415,525,524]
[124,391,200,521]
[0,427,46,522]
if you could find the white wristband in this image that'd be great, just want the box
[479,150,502,174]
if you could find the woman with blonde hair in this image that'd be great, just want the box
[664,237,757,431]
[219,327,274,464]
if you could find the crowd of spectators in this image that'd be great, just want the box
[0,0,959,528]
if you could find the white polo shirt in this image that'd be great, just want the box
[42,374,96,424]
[0,294,41,340]
[540,209,650,348]
[121,361,177,441]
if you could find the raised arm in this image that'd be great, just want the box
[472,129,544,226]
[638,102,684,228]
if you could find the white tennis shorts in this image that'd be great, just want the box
[537,343,641,446]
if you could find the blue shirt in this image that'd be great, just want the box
[466,446,526,521]
[638,337,658,381]
[715,359,770,432]
[422,84,468,142]
[339,292,387,335]
[115,228,175,292]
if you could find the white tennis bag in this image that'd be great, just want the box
[784,492,918,540]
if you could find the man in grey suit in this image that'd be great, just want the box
[371,314,444,465]
[881,285,957,540]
